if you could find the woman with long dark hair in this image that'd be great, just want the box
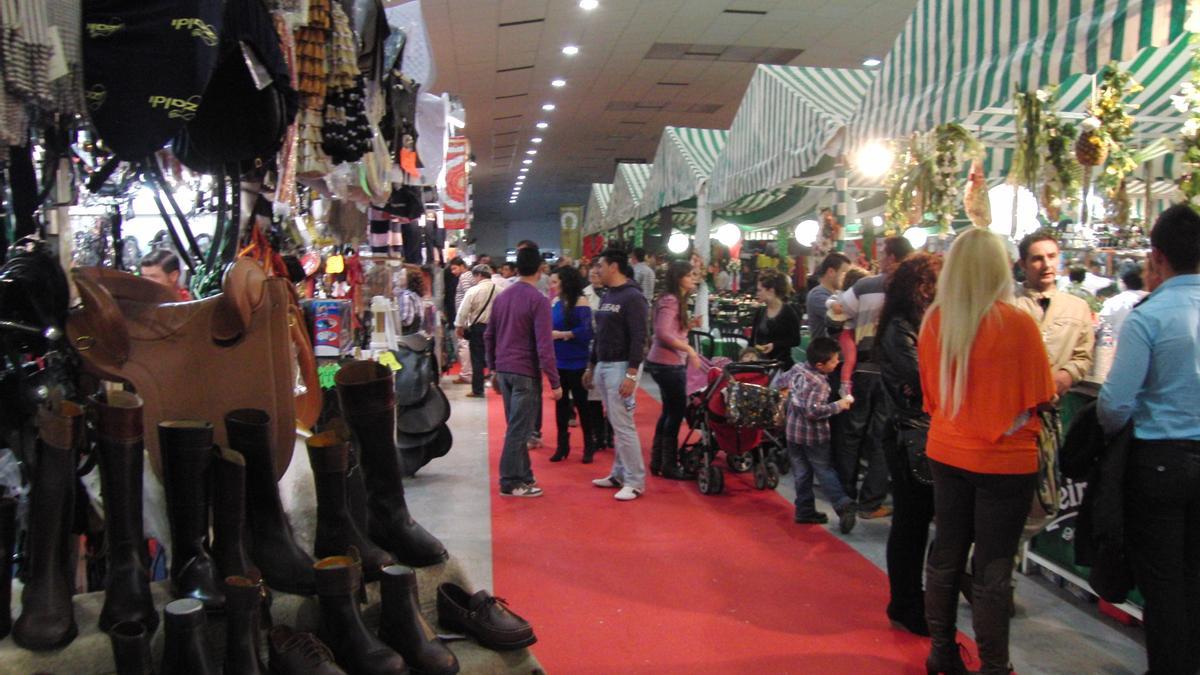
[549,265,595,462]
[875,252,942,637]
[645,259,702,478]
[752,268,801,369]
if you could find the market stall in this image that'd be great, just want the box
[582,182,613,258]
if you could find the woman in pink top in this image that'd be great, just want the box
[646,260,703,479]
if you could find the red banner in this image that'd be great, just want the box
[442,136,470,229]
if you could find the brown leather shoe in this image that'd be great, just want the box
[436,583,535,651]
[859,505,895,520]
[268,625,347,674]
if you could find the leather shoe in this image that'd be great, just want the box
[793,513,829,525]
[268,625,347,674]
[436,583,535,651]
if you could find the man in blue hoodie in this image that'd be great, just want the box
[583,248,650,501]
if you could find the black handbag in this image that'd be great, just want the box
[896,425,933,486]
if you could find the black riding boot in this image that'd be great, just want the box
[314,554,408,674]
[224,575,268,675]
[211,447,259,581]
[109,620,154,675]
[307,431,396,580]
[924,556,970,675]
[0,493,16,640]
[159,421,223,610]
[379,564,459,675]
[161,598,218,675]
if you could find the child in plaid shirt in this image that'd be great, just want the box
[779,337,857,533]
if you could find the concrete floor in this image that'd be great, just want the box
[429,376,1147,674]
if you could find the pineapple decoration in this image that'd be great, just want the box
[1076,63,1144,226]
[1074,116,1109,167]
[963,156,991,227]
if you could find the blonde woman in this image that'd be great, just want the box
[916,228,1055,675]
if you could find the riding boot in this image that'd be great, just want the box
[379,564,459,675]
[649,435,663,476]
[972,558,1015,675]
[336,361,447,567]
[314,554,409,674]
[109,620,154,675]
[329,419,371,536]
[158,421,223,611]
[924,556,969,675]
[161,598,218,675]
[223,575,268,675]
[12,400,83,650]
[307,431,396,580]
[211,448,259,580]
[225,409,315,595]
[94,390,159,634]
[0,493,17,640]
[660,440,695,481]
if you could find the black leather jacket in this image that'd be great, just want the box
[877,316,929,429]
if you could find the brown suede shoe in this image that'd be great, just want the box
[437,583,536,650]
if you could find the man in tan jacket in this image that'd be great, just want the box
[1014,231,1095,394]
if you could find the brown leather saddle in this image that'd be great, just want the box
[67,259,320,479]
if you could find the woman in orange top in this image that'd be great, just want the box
[916,228,1055,675]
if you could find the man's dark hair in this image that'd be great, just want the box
[806,336,840,367]
[882,236,914,262]
[631,247,646,262]
[516,247,542,276]
[140,248,181,274]
[1068,267,1086,284]
[598,248,633,278]
[501,261,517,273]
[1018,229,1060,262]
[448,256,466,268]
[516,239,538,250]
[1151,204,1200,273]
[816,252,851,277]
[1121,269,1144,291]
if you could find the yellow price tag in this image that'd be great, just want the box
[377,352,404,372]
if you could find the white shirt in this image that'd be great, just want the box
[1099,289,1149,340]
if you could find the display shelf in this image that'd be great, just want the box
[1022,542,1143,622]
[0,556,543,674]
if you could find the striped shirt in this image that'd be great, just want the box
[781,362,841,446]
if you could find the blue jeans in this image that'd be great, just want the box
[497,372,538,490]
[788,441,853,518]
[593,361,645,490]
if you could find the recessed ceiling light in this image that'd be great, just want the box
[531,137,543,143]
[536,121,549,129]
[523,159,533,165]
[551,78,566,87]
[526,149,538,155]
[541,103,556,111]
[562,45,579,56]
[520,167,529,173]
[863,57,881,67]
[579,0,599,9]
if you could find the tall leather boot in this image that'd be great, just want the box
[314,554,409,674]
[335,362,447,567]
[109,620,154,675]
[161,598,218,675]
[307,431,396,580]
[94,390,159,634]
[972,558,1015,675]
[0,493,16,640]
[923,557,970,675]
[12,400,83,650]
[225,409,315,595]
[224,575,267,675]
[649,434,663,476]
[379,565,459,675]
[660,440,695,481]
[159,421,224,610]
[327,419,370,536]
[211,448,258,580]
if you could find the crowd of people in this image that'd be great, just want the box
[436,205,1198,674]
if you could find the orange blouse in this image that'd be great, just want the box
[918,302,1055,474]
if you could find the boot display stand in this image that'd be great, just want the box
[0,555,543,674]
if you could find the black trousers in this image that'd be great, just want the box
[925,459,1035,672]
[882,427,935,617]
[833,370,890,510]
[467,323,488,395]
[645,362,688,455]
[555,368,593,453]
[586,400,610,447]
[1126,441,1200,675]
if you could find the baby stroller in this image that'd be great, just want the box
[679,360,786,496]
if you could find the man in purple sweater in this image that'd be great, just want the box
[485,247,563,497]
[583,248,650,501]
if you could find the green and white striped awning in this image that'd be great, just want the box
[605,162,653,229]
[583,183,613,235]
[636,127,728,219]
[847,0,1189,151]
[708,65,874,206]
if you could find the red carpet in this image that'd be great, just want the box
[488,386,973,674]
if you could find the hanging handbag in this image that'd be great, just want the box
[1036,408,1063,516]
[896,424,933,486]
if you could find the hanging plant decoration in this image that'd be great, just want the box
[1009,90,1043,195]
[885,125,981,233]
[930,123,981,230]
[1080,63,1144,226]
[883,136,916,233]
[1037,87,1082,223]
[1173,32,1200,206]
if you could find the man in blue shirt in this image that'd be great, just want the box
[1098,204,1200,675]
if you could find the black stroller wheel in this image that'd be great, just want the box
[753,462,767,490]
[712,466,725,494]
[728,453,752,473]
[765,461,781,489]
[697,465,713,495]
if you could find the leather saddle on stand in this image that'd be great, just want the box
[67,259,320,479]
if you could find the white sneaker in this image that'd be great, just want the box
[591,476,622,488]
[500,483,544,498]
[614,486,643,501]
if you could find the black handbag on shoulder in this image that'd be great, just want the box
[896,425,933,486]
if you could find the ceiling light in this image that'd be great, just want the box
[551,78,567,87]
[531,137,543,143]
[520,167,529,173]
[536,121,549,129]
[715,224,742,247]
[526,149,537,155]
[794,220,819,246]
[562,45,579,56]
[541,103,556,111]
[853,141,894,179]
[903,226,929,248]
[579,0,599,9]
[667,233,689,253]
[523,159,533,165]
[863,57,882,68]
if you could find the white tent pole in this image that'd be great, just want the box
[696,180,712,332]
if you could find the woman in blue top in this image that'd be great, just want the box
[549,266,595,462]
